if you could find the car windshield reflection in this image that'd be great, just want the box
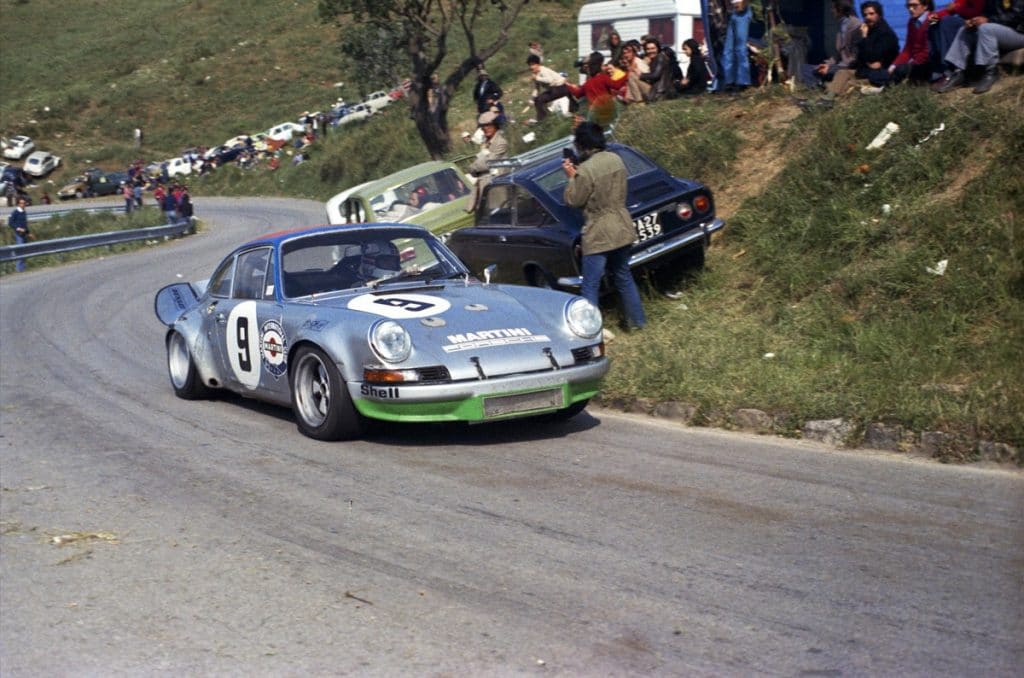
[281,228,461,298]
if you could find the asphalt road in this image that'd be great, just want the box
[1,198,1022,676]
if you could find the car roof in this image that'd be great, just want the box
[489,142,637,184]
[345,161,469,198]
[238,222,431,250]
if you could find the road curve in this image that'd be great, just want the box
[1,197,1022,676]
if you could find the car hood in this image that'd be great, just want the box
[299,281,585,380]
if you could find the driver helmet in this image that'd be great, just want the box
[360,239,400,279]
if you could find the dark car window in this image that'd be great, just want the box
[477,184,515,227]
[515,190,554,228]
[208,258,235,298]
[232,248,272,300]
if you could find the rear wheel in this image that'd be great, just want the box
[167,331,211,399]
[290,345,363,441]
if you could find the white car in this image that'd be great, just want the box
[23,151,60,177]
[337,103,373,126]
[3,135,35,160]
[165,157,192,177]
[266,122,305,142]
[363,91,392,113]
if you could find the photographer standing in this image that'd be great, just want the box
[563,122,646,332]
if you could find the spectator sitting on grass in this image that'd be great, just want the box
[853,1,900,90]
[527,54,571,123]
[886,0,937,85]
[799,0,862,91]
[639,37,677,101]
[934,0,1024,94]
[677,39,711,95]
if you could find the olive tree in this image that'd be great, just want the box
[318,0,529,158]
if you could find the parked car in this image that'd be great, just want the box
[336,103,373,126]
[153,223,607,440]
[57,169,128,199]
[363,90,392,112]
[3,135,35,160]
[2,165,28,189]
[325,161,475,235]
[165,157,192,177]
[203,144,246,165]
[23,151,61,177]
[266,121,305,142]
[446,141,724,291]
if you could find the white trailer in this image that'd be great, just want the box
[577,0,704,60]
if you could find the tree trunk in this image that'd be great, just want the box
[408,77,451,159]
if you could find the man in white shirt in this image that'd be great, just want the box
[527,54,572,123]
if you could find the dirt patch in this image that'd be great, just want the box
[711,95,804,220]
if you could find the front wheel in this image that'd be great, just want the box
[290,345,363,441]
[167,331,211,399]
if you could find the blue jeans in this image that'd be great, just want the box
[722,8,752,87]
[165,210,178,225]
[945,22,1024,69]
[13,231,26,272]
[581,244,646,329]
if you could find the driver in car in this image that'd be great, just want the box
[359,240,402,283]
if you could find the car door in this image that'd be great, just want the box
[457,184,569,284]
[208,247,286,397]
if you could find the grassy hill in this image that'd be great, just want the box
[2,0,1021,460]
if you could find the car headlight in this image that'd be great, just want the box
[565,298,602,338]
[369,320,411,363]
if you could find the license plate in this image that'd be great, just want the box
[483,388,564,418]
[633,212,662,242]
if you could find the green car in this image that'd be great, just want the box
[325,161,474,235]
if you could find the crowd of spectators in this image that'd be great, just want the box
[798,0,1023,96]
[508,0,1022,129]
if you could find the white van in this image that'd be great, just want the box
[577,0,704,63]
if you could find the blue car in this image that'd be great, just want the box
[447,142,724,290]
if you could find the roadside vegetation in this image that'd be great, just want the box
[1,0,1020,458]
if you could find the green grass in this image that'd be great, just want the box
[602,86,1024,455]
[2,0,1021,457]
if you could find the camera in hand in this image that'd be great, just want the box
[562,148,579,166]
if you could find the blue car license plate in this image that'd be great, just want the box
[633,212,662,242]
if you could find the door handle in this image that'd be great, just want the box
[215,312,226,324]
[499,235,507,243]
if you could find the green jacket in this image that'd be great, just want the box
[564,150,634,255]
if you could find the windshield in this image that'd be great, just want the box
[280,227,465,298]
[369,168,470,222]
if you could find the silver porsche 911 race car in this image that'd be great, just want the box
[154,223,609,440]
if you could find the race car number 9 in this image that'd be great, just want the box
[226,301,261,390]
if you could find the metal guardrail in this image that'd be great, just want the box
[0,219,196,263]
[22,204,127,222]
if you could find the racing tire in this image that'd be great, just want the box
[167,331,212,400]
[290,345,364,441]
